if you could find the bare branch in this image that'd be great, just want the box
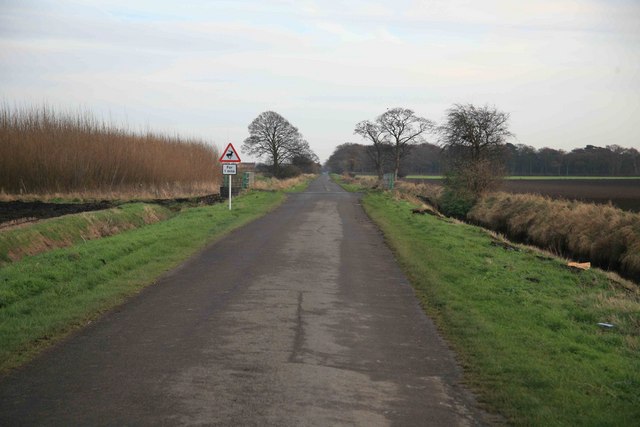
[376,107,435,179]
[242,111,316,177]
[354,120,391,179]
[439,103,514,197]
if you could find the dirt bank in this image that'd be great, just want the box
[0,194,224,228]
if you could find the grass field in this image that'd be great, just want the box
[0,190,288,374]
[363,192,639,425]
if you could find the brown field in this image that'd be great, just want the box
[405,178,640,212]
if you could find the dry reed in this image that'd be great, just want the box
[0,104,222,198]
[468,192,640,282]
[395,181,443,205]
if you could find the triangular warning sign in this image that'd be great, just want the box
[219,143,241,163]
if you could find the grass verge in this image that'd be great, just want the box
[0,190,284,374]
[362,191,639,425]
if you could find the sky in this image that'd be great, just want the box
[1,0,639,162]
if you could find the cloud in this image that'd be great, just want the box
[1,0,639,162]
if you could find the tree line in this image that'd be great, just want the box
[326,142,640,178]
[505,144,639,177]
[326,103,640,216]
[241,109,638,180]
[324,142,443,176]
[328,104,513,187]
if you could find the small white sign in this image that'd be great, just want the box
[223,164,237,175]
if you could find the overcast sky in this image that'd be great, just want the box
[2,0,639,162]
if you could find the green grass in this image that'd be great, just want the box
[362,191,640,426]
[405,175,640,180]
[0,190,285,373]
[0,203,173,265]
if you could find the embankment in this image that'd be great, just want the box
[468,192,640,282]
[0,203,173,265]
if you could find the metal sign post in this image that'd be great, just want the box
[222,164,237,210]
[228,174,232,210]
[219,144,241,210]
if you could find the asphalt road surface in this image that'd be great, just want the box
[0,175,485,426]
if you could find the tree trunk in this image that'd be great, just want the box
[394,149,401,181]
[273,152,280,177]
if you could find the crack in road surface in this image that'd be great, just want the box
[0,174,486,426]
[289,291,305,364]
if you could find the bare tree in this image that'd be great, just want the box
[354,120,389,179]
[377,108,434,180]
[291,150,321,174]
[439,104,512,162]
[439,103,513,196]
[242,111,311,177]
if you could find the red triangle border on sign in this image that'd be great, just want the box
[219,143,242,163]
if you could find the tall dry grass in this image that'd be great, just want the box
[468,192,640,282]
[0,104,221,198]
[395,181,443,205]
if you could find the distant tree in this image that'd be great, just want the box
[472,139,637,178]
[400,143,443,176]
[377,108,435,180]
[324,143,373,175]
[291,151,321,174]
[622,147,640,175]
[439,103,513,198]
[538,147,565,176]
[324,142,444,177]
[354,120,390,179]
[565,145,613,176]
[516,144,537,175]
[440,104,512,163]
[242,111,314,177]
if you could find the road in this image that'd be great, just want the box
[0,175,484,426]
